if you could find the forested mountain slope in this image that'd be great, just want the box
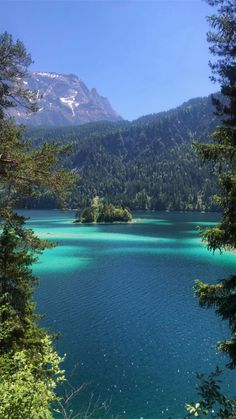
[26,94,219,211]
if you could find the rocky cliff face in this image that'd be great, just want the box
[12,72,122,126]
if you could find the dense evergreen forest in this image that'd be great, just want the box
[26,94,220,211]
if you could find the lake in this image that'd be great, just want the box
[22,210,236,418]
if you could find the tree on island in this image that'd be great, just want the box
[186,0,236,416]
[76,196,132,223]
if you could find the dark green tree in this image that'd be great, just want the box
[193,0,236,367]
[0,32,37,118]
[0,215,48,353]
[0,32,76,418]
[0,118,75,213]
[186,1,236,416]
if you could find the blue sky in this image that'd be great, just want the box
[1,0,217,120]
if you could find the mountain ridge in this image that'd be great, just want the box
[11,71,122,126]
[27,93,219,212]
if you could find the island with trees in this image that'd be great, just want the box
[75,196,132,223]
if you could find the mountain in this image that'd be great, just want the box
[11,72,122,126]
[26,93,219,212]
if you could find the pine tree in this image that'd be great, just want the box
[193,0,236,368]
[0,31,37,117]
[0,32,76,418]
[185,2,236,416]
[0,217,46,353]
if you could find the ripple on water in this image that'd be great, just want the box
[25,210,236,418]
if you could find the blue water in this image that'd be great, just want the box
[22,210,236,418]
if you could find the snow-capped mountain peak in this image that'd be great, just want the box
[11,72,122,126]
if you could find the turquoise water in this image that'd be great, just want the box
[22,210,235,418]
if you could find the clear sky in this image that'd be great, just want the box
[1,0,217,120]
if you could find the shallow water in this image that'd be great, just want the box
[21,210,236,418]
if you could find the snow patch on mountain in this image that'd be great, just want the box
[35,72,62,79]
[60,96,79,116]
[11,72,122,126]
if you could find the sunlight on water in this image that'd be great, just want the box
[21,210,236,419]
[35,228,175,243]
[34,246,91,273]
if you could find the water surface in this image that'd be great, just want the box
[22,210,236,418]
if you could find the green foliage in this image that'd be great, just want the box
[97,204,132,223]
[193,0,236,366]
[77,196,132,223]
[0,32,37,117]
[185,1,236,415]
[0,118,77,211]
[0,32,75,418]
[0,337,64,419]
[0,217,53,352]
[0,207,66,419]
[28,94,219,212]
[185,368,236,418]
[186,1,236,417]
[193,0,236,253]
[195,276,236,368]
[80,207,97,223]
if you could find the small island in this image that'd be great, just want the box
[75,196,132,223]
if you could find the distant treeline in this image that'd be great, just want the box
[24,94,220,212]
